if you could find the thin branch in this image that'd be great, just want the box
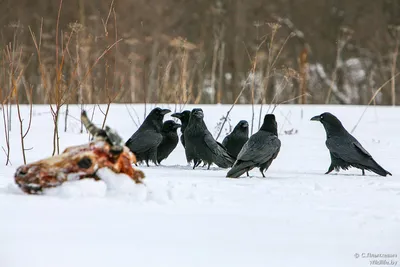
[215,76,250,140]
[351,71,400,133]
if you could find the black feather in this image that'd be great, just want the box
[171,110,190,148]
[184,108,235,169]
[227,114,281,178]
[157,120,181,164]
[125,107,171,166]
[222,120,249,159]
[311,112,392,177]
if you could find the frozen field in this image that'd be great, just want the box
[0,103,399,267]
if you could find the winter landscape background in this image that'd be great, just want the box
[1,0,400,106]
[1,0,400,266]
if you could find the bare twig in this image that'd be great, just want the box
[390,26,400,106]
[258,25,292,129]
[16,85,33,164]
[271,92,311,113]
[1,101,11,165]
[215,76,250,140]
[351,71,400,133]
[125,104,140,128]
[101,0,114,36]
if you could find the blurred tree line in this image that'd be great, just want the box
[1,0,400,105]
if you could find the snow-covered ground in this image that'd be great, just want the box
[0,104,399,267]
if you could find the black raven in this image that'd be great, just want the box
[311,112,392,177]
[184,108,235,169]
[222,120,249,159]
[125,107,171,166]
[227,114,281,178]
[157,120,181,164]
[171,110,190,148]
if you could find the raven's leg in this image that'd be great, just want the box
[202,162,207,167]
[246,172,249,177]
[362,169,365,176]
[195,161,202,168]
[193,160,197,170]
[325,165,334,174]
[145,159,150,167]
[260,168,265,178]
[207,163,211,170]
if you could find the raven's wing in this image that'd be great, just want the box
[204,131,235,167]
[204,132,228,155]
[326,135,392,176]
[353,142,371,157]
[126,129,163,153]
[237,132,281,164]
[217,140,228,150]
[326,136,371,163]
[222,135,229,147]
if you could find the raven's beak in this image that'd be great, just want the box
[173,124,182,129]
[161,109,171,115]
[171,112,182,119]
[310,115,320,121]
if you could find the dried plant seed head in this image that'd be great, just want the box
[68,22,84,33]
[8,22,23,29]
[282,67,301,81]
[267,23,281,31]
[253,21,264,28]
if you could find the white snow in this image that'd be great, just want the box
[0,104,399,267]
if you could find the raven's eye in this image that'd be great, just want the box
[320,115,323,120]
[77,157,92,169]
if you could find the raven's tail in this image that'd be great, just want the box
[213,153,235,168]
[226,160,254,178]
[213,143,235,168]
[366,159,392,177]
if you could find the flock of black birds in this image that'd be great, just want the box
[124,107,392,178]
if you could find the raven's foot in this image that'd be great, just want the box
[362,169,365,176]
[325,165,334,174]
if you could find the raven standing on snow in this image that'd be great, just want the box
[222,120,249,159]
[156,120,181,164]
[125,107,171,166]
[171,110,191,148]
[227,114,281,178]
[184,108,235,169]
[311,112,392,177]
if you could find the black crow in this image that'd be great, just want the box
[222,120,249,159]
[171,110,191,148]
[311,112,392,177]
[184,108,235,169]
[157,120,181,164]
[227,114,281,178]
[125,107,171,166]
